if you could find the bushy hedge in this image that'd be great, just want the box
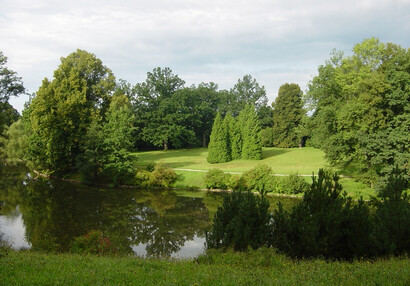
[276,173,310,195]
[204,166,310,195]
[242,164,275,195]
[204,168,231,190]
[136,164,178,188]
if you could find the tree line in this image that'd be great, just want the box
[0,37,408,185]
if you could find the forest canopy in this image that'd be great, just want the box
[0,38,408,185]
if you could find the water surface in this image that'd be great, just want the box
[0,166,300,258]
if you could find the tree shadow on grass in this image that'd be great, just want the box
[137,148,207,162]
[262,148,291,160]
[135,161,199,169]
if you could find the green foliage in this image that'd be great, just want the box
[148,164,178,188]
[28,49,115,174]
[261,127,274,147]
[240,105,262,160]
[270,169,375,259]
[0,118,29,164]
[70,230,114,255]
[206,190,271,251]
[225,74,268,116]
[226,113,242,160]
[76,117,105,182]
[269,168,409,259]
[226,174,247,191]
[207,113,231,163]
[272,83,305,148]
[306,38,409,182]
[242,164,275,196]
[371,166,410,256]
[136,164,177,188]
[204,168,231,190]
[0,51,25,136]
[100,95,136,184]
[276,173,310,195]
[135,67,188,150]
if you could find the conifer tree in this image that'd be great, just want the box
[241,105,262,160]
[207,113,231,163]
[272,83,304,147]
[226,113,242,160]
[223,114,232,156]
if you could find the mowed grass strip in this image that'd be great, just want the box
[134,147,328,174]
[1,250,409,286]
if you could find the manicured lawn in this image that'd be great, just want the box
[133,147,376,199]
[1,250,408,285]
[134,147,328,174]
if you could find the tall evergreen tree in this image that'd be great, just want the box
[227,113,242,160]
[207,113,231,163]
[272,83,304,148]
[241,105,262,160]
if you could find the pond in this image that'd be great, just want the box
[0,166,300,259]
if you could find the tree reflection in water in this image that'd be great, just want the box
[0,167,214,257]
[0,166,300,258]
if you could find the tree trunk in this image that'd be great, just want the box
[163,139,168,151]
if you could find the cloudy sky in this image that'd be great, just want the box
[1,0,409,112]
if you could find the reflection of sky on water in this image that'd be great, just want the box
[0,211,31,249]
[172,236,205,259]
[131,235,205,259]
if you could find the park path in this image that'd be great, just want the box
[174,168,313,176]
[173,168,351,178]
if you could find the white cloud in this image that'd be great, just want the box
[2,0,410,112]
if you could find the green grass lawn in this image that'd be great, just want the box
[1,250,409,285]
[134,147,328,174]
[133,147,375,199]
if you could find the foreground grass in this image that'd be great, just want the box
[1,250,409,285]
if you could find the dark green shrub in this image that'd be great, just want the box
[145,161,156,172]
[270,169,374,259]
[204,168,231,190]
[371,166,410,256]
[242,164,276,195]
[70,230,114,255]
[277,173,310,194]
[206,190,271,251]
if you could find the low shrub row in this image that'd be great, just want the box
[204,164,310,195]
[206,167,410,260]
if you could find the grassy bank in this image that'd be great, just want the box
[1,250,409,285]
[134,147,374,199]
